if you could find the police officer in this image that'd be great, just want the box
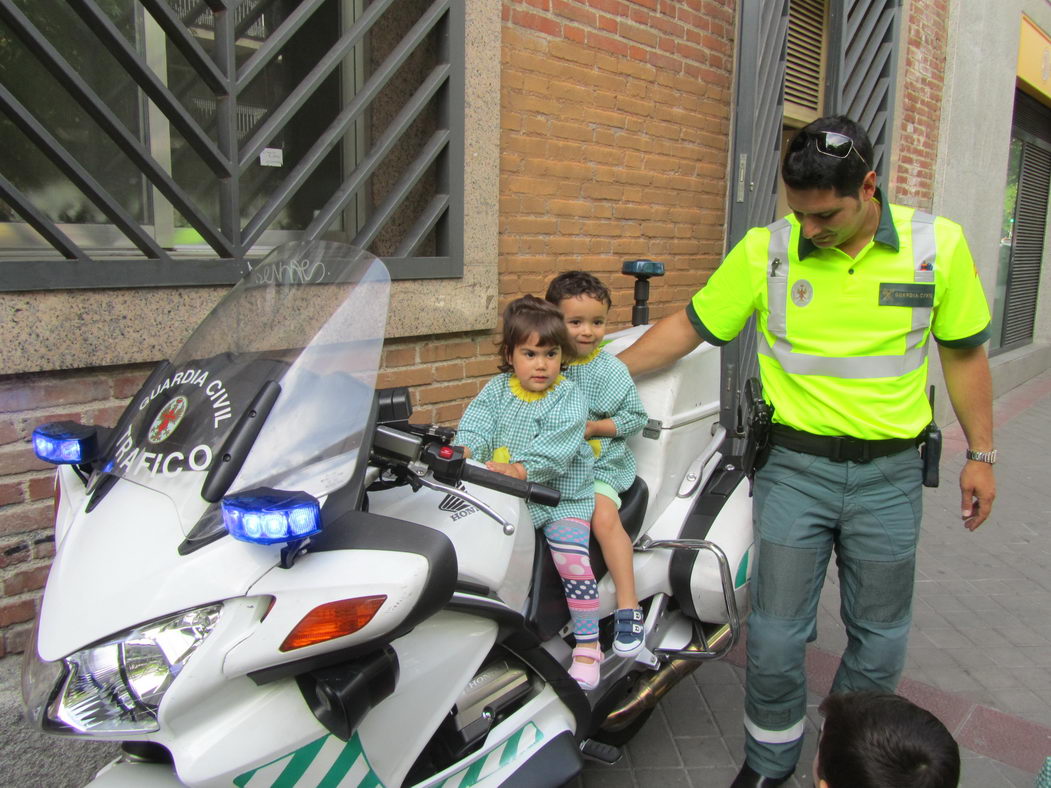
[618,115,996,787]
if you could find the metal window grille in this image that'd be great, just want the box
[1000,92,1051,351]
[827,0,902,183]
[0,0,464,291]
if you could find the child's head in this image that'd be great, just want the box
[544,271,612,358]
[814,692,960,788]
[497,296,574,391]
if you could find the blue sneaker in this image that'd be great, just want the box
[612,608,644,657]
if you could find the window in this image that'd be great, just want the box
[0,0,464,290]
[784,0,828,127]
[991,91,1051,353]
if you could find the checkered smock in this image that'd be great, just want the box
[454,372,595,528]
[564,349,648,493]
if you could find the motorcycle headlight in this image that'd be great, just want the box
[23,605,222,735]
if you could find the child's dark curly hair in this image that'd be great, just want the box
[544,270,612,309]
[497,295,575,373]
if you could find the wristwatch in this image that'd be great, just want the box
[965,449,997,464]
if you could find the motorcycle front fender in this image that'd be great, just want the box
[84,760,184,787]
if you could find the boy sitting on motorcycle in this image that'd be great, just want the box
[454,295,602,689]
[546,271,648,657]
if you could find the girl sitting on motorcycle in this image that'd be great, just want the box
[454,295,603,689]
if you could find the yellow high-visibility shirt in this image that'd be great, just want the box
[688,194,990,439]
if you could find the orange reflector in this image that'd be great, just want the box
[279,595,386,652]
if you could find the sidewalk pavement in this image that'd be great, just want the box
[3,371,1050,788]
[572,368,1051,787]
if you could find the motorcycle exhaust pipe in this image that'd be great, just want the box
[600,623,732,733]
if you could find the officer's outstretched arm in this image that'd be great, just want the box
[617,309,702,377]
[938,344,996,531]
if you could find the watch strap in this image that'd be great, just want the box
[965,449,997,464]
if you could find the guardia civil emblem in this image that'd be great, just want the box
[148,395,188,444]
[791,279,813,307]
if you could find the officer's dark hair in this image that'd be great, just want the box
[782,115,875,197]
[497,295,574,373]
[816,691,960,788]
[544,270,612,310]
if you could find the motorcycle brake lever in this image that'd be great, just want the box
[409,469,515,536]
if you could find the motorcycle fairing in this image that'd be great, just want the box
[232,510,459,684]
[364,483,520,594]
[229,721,566,788]
[225,550,434,678]
[229,721,553,788]
[36,479,280,661]
[403,687,578,788]
[669,464,754,624]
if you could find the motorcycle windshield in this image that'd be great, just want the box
[97,242,390,535]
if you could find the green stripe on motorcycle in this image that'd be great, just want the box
[735,548,750,589]
[233,722,542,787]
[498,727,525,768]
[273,737,327,787]
[438,722,543,787]
[234,733,384,788]
[317,735,370,788]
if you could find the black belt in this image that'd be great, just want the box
[770,424,920,463]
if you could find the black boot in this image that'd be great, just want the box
[729,762,794,787]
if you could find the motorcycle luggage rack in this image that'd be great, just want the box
[635,535,741,660]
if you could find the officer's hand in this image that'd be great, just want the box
[960,460,995,531]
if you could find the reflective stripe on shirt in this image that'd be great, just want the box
[759,212,939,380]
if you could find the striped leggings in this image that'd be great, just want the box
[543,517,599,643]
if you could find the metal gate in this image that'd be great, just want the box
[827,0,902,183]
[722,0,789,448]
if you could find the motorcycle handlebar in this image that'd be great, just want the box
[460,463,561,507]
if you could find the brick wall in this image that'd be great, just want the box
[500,0,735,322]
[891,0,948,210]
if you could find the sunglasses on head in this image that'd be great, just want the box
[790,130,870,169]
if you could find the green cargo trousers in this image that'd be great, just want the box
[743,444,924,779]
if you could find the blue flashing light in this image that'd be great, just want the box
[621,259,665,277]
[32,422,99,465]
[221,488,322,545]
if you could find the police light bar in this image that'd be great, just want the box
[221,488,322,545]
[32,422,100,465]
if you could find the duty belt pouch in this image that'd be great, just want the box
[920,422,941,488]
[920,384,940,488]
[741,377,773,482]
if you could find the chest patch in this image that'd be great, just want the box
[879,283,934,307]
[790,279,813,307]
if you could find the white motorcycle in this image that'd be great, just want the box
[21,241,755,787]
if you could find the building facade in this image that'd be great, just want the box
[0,0,1048,654]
